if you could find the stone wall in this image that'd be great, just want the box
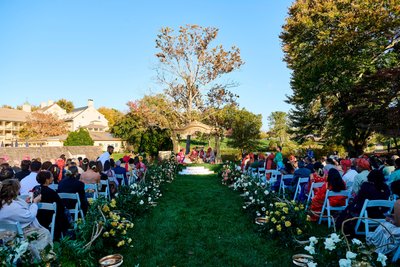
[0,146,103,164]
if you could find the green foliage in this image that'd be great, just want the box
[281,0,400,156]
[111,112,142,147]
[138,126,173,156]
[56,99,74,113]
[268,111,290,144]
[226,108,262,153]
[64,128,94,146]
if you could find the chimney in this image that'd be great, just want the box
[88,99,94,108]
[22,103,31,112]
[40,102,46,108]
[48,100,54,106]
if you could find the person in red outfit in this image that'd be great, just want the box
[310,168,346,221]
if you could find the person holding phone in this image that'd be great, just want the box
[0,179,53,261]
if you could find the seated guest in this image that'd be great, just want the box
[55,158,66,182]
[20,160,42,195]
[41,161,52,171]
[136,156,147,181]
[241,154,250,171]
[80,161,101,184]
[114,160,127,185]
[352,158,371,196]
[323,158,337,173]
[291,160,311,201]
[58,166,88,215]
[341,158,357,186]
[306,161,326,194]
[382,158,395,178]
[35,171,70,240]
[0,179,53,260]
[389,158,400,184]
[189,147,198,162]
[48,164,61,184]
[15,160,31,181]
[310,168,346,221]
[0,165,15,181]
[367,180,400,254]
[353,170,390,216]
[177,149,185,163]
[258,154,266,168]
[205,147,215,164]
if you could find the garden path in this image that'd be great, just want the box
[122,171,294,266]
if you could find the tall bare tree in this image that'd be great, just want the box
[155,24,244,124]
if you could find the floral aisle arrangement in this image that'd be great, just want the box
[219,161,311,246]
[220,161,242,185]
[219,161,393,266]
[0,238,32,266]
[301,234,388,267]
[56,156,179,266]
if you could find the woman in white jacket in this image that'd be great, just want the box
[0,179,53,260]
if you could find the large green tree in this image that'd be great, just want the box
[226,108,262,154]
[64,128,94,146]
[281,0,400,156]
[268,111,290,145]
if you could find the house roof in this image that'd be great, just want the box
[62,106,88,121]
[84,123,107,129]
[37,103,57,113]
[89,131,122,141]
[0,108,29,122]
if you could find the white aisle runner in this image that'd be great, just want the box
[178,166,214,175]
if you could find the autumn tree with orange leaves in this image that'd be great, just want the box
[19,112,68,140]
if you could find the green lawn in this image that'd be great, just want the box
[122,169,299,266]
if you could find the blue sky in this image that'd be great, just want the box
[0,0,293,130]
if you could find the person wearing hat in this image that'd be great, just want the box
[341,158,357,186]
[352,158,371,196]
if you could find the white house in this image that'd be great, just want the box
[37,100,67,117]
[61,99,108,132]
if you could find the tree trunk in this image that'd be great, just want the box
[186,135,191,155]
[394,137,399,155]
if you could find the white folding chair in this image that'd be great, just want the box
[293,177,310,201]
[115,174,125,186]
[84,183,99,200]
[99,179,110,200]
[58,192,85,223]
[37,202,57,241]
[265,170,281,185]
[258,167,266,183]
[305,182,325,210]
[318,189,351,228]
[279,174,294,197]
[0,221,24,241]
[354,199,395,236]
[49,183,58,191]
[249,167,258,179]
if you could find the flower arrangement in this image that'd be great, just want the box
[258,199,310,245]
[0,238,30,266]
[301,234,388,267]
[220,161,242,185]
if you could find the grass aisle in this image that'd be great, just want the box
[123,171,294,266]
